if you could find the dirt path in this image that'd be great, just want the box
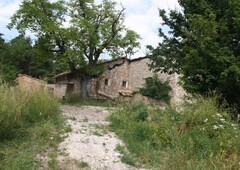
[57,105,137,170]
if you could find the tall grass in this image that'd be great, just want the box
[0,82,59,140]
[109,98,240,169]
[0,81,66,169]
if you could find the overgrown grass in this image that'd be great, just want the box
[109,97,240,169]
[62,95,118,107]
[0,82,66,169]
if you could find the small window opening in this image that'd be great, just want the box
[122,81,128,88]
[104,79,109,86]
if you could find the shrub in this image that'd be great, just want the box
[139,75,171,103]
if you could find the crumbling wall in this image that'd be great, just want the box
[17,74,47,91]
[54,74,81,99]
[129,58,186,104]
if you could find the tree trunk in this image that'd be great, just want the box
[80,76,88,100]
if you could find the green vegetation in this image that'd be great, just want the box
[109,98,240,169]
[148,0,240,114]
[115,144,137,166]
[0,82,66,169]
[0,34,57,84]
[62,95,117,107]
[76,160,89,168]
[139,75,171,103]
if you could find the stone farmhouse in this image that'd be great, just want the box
[54,57,185,104]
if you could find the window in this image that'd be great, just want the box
[104,79,110,86]
[122,81,128,88]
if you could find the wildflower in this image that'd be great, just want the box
[203,118,208,123]
[40,112,42,115]
[213,125,218,129]
[218,125,224,129]
[220,118,226,123]
[216,113,222,117]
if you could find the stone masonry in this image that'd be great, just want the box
[87,57,186,104]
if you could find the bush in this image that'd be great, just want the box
[139,75,171,103]
[0,82,59,140]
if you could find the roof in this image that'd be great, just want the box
[129,56,148,62]
[100,57,127,64]
[54,56,148,79]
[53,71,71,79]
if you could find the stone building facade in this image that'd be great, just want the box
[54,57,186,104]
[53,72,81,99]
[87,57,185,103]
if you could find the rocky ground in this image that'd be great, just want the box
[57,105,139,170]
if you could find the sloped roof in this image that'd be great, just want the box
[54,56,148,79]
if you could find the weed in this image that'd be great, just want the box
[115,144,137,167]
[115,144,126,154]
[121,154,136,166]
[93,124,108,135]
[92,130,103,136]
[83,116,89,122]
[76,160,89,168]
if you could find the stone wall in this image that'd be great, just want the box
[88,58,130,99]
[128,58,186,104]
[54,73,81,99]
[129,58,155,91]
[87,57,186,104]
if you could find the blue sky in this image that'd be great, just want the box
[0,0,180,58]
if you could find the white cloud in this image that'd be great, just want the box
[0,0,22,40]
[0,0,180,57]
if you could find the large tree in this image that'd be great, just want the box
[148,0,240,114]
[8,0,140,98]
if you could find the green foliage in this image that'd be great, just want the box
[139,75,171,103]
[8,0,140,77]
[148,0,240,112]
[0,82,60,140]
[0,34,57,83]
[109,98,240,169]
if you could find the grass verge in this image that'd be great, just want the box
[108,97,240,169]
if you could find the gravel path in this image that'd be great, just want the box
[57,105,137,170]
